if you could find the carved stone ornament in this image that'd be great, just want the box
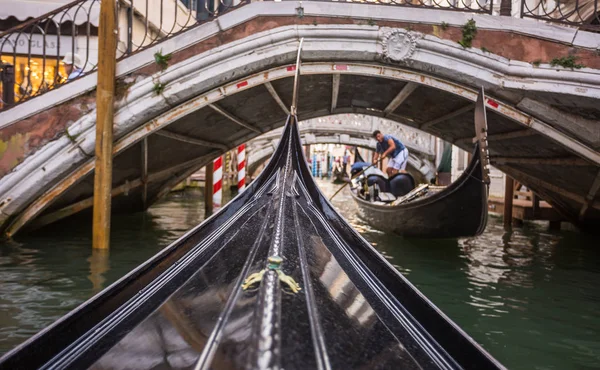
[382,29,421,64]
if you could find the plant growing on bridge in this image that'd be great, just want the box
[154,50,172,71]
[458,19,477,48]
[532,60,542,67]
[440,22,449,30]
[550,56,585,70]
[153,82,166,95]
[64,127,80,143]
[367,18,376,26]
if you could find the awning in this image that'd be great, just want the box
[0,0,100,27]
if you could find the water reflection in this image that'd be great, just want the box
[88,249,110,294]
[321,179,600,370]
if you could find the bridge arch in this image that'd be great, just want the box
[1,15,599,235]
[247,133,436,182]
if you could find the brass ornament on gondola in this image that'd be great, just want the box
[242,255,302,293]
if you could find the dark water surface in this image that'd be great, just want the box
[1,182,599,369]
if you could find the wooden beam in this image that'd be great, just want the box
[504,176,514,229]
[498,166,600,210]
[32,179,141,230]
[454,129,536,146]
[141,137,148,209]
[331,74,340,113]
[205,161,214,216]
[150,158,215,206]
[155,130,228,151]
[208,104,261,133]
[29,155,216,230]
[264,81,289,115]
[384,82,418,115]
[532,193,540,218]
[579,169,600,220]
[491,157,591,166]
[487,129,536,141]
[420,104,474,130]
[92,0,118,250]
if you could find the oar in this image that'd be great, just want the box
[329,159,381,201]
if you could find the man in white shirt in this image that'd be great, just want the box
[62,53,84,81]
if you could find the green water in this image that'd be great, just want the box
[1,181,599,369]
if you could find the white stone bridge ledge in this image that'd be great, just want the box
[0,1,598,235]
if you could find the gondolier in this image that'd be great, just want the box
[372,130,409,177]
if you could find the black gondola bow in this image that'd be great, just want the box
[0,116,503,370]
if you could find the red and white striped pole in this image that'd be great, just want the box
[213,156,223,208]
[237,144,246,193]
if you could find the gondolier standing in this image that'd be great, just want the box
[372,130,409,177]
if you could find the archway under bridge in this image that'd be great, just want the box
[247,139,435,184]
[246,121,437,183]
[1,20,599,235]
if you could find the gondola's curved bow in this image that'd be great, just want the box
[0,115,503,370]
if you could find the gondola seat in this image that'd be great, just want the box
[389,173,415,197]
[366,174,389,192]
[366,173,415,197]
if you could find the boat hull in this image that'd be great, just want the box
[0,118,500,370]
[351,145,488,238]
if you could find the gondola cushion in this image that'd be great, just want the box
[389,173,415,197]
[366,175,389,192]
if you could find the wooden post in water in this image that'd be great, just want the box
[205,162,214,216]
[504,175,514,229]
[92,0,117,250]
[532,193,540,218]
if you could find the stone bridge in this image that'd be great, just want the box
[0,1,599,236]
[246,115,438,181]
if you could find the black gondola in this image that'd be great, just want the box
[332,167,350,184]
[350,90,491,239]
[0,121,502,370]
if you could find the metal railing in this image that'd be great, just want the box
[0,0,597,111]
[521,0,599,31]
[0,0,246,110]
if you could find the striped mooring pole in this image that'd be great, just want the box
[213,156,223,208]
[237,144,246,193]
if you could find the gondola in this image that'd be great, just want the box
[0,46,502,369]
[349,90,491,239]
[331,167,350,184]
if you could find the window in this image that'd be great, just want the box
[0,55,67,102]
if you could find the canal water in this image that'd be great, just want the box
[1,179,599,369]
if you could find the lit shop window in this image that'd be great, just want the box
[1,56,67,101]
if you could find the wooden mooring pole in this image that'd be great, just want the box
[504,175,514,229]
[204,162,214,216]
[92,0,117,250]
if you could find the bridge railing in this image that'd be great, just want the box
[520,0,599,31]
[0,0,598,111]
[0,0,247,110]
[301,115,436,156]
[321,0,494,14]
